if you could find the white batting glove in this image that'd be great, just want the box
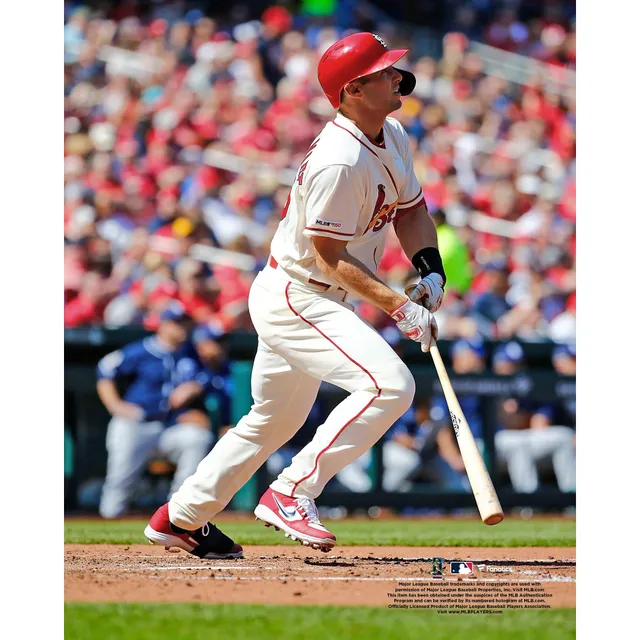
[405,273,445,312]
[390,298,439,352]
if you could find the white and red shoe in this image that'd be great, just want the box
[254,488,336,552]
[144,503,243,559]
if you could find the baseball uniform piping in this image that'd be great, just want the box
[304,226,355,238]
[398,189,424,206]
[332,122,399,201]
[284,281,382,497]
[331,122,380,157]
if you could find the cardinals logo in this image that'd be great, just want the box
[366,184,398,233]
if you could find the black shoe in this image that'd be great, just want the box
[144,503,243,559]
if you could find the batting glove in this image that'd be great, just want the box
[390,298,439,352]
[405,273,445,312]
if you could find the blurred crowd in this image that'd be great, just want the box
[64,0,576,344]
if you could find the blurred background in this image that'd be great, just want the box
[64,0,576,519]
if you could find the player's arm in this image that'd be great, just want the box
[169,357,207,409]
[312,237,437,350]
[436,425,465,472]
[169,382,205,409]
[393,127,446,311]
[96,347,145,420]
[312,236,406,314]
[393,201,438,262]
[393,201,446,312]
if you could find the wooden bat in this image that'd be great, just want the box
[407,286,504,525]
[428,343,504,525]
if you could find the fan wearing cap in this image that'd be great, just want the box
[95,302,218,524]
[492,341,576,494]
[183,324,234,436]
[147,33,447,553]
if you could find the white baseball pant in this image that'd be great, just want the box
[169,264,415,530]
[495,425,576,493]
[99,417,214,519]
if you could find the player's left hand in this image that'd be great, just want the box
[405,273,444,312]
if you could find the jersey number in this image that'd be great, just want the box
[281,140,319,221]
[280,192,291,220]
[297,140,319,185]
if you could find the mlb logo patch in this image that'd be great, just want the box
[450,562,473,575]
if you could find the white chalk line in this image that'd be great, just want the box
[122,565,274,571]
[134,574,575,584]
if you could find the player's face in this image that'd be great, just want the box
[160,318,192,345]
[354,66,404,113]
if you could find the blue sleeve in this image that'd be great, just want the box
[174,356,208,386]
[96,342,144,379]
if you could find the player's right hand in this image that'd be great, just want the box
[389,298,438,352]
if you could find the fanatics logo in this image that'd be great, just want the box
[450,562,473,575]
[314,219,343,229]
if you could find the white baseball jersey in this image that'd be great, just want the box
[270,111,425,288]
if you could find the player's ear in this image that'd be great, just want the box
[342,81,362,101]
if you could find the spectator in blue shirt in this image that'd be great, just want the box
[551,342,576,428]
[96,302,214,518]
[187,324,234,434]
[493,341,576,493]
[472,261,512,338]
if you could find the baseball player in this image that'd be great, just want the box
[97,303,231,542]
[145,32,447,554]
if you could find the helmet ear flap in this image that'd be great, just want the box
[397,69,416,97]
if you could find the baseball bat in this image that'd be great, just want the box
[408,287,504,525]
[428,343,504,525]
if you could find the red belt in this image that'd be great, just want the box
[269,255,342,292]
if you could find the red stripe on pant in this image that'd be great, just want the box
[284,281,382,497]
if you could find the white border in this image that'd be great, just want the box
[4,0,61,636]
[578,0,638,635]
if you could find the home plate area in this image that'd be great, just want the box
[65,545,575,607]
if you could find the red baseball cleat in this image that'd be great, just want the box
[254,488,336,552]
[144,503,243,559]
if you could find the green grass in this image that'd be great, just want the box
[64,517,575,547]
[64,603,576,640]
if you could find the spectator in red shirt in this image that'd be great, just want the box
[65,271,113,327]
[175,257,220,324]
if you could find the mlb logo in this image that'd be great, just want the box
[450,562,473,575]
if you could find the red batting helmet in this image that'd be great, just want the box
[317,32,416,109]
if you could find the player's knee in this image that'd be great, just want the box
[379,363,415,414]
[177,424,215,449]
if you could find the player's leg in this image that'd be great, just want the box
[382,440,421,491]
[99,418,164,518]
[528,426,576,492]
[265,284,415,500]
[157,423,215,498]
[494,429,539,493]
[167,339,321,530]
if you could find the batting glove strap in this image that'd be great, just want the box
[411,247,446,285]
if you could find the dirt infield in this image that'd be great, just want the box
[65,544,575,607]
